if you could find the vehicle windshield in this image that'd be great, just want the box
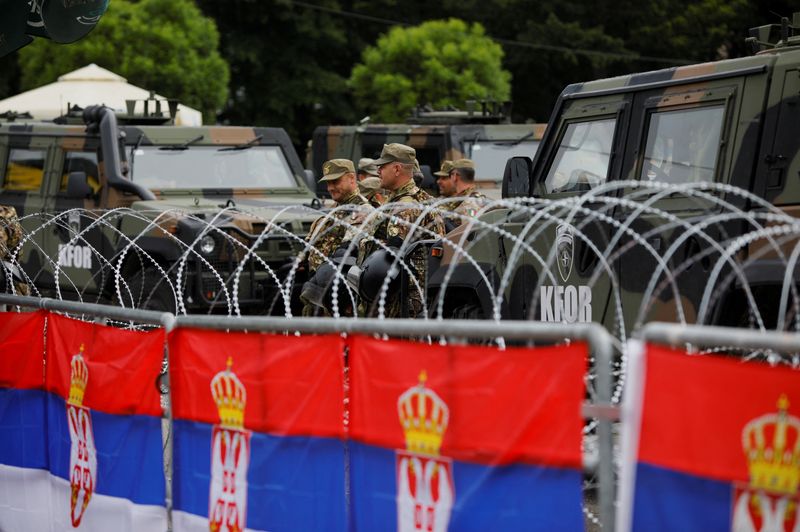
[130,146,298,189]
[544,118,616,194]
[464,140,540,181]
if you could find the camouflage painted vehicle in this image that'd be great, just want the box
[309,103,546,199]
[0,102,319,313]
[428,15,800,333]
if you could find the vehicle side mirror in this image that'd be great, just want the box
[302,169,316,192]
[502,156,532,198]
[66,171,92,199]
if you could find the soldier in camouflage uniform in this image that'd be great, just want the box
[357,143,445,318]
[435,158,487,230]
[0,206,29,296]
[358,177,386,207]
[357,158,379,181]
[301,159,371,315]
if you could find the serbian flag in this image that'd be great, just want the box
[619,341,800,532]
[348,335,586,531]
[0,312,167,530]
[169,328,346,532]
[0,311,47,527]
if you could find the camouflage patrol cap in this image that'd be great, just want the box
[373,143,416,166]
[434,160,454,177]
[320,159,355,182]
[357,158,379,177]
[452,159,475,170]
[358,177,383,194]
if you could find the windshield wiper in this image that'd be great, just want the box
[494,131,535,146]
[218,135,264,152]
[159,134,204,151]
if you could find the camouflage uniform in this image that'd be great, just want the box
[358,177,386,208]
[305,191,371,273]
[358,179,445,318]
[0,206,29,295]
[440,186,488,228]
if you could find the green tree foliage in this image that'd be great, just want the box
[349,19,511,123]
[194,0,359,145]
[17,0,229,121]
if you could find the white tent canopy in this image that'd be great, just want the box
[0,64,203,126]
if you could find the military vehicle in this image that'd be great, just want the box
[0,98,319,313]
[427,15,800,334]
[309,102,545,199]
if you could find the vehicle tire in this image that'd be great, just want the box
[114,267,177,313]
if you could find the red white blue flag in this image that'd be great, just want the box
[169,328,346,532]
[347,335,586,531]
[619,341,800,532]
[0,311,166,530]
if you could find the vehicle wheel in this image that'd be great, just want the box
[114,267,177,313]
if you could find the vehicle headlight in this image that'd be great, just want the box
[199,235,216,255]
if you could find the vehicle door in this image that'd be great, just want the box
[616,77,754,330]
[43,139,109,300]
[0,133,55,290]
[503,95,628,326]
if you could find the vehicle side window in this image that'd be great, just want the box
[61,151,101,193]
[4,148,46,191]
[640,105,724,184]
[544,118,616,194]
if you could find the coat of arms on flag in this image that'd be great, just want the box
[395,370,454,532]
[732,394,800,532]
[66,344,96,527]
[208,357,251,532]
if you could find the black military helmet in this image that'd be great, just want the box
[357,247,405,304]
[300,262,336,311]
[299,243,358,313]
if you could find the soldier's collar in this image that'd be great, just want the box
[388,179,418,201]
[339,191,361,205]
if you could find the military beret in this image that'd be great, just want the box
[320,159,355,182]
[452,158,475,170]
[357,157,379,177]
[434,160,454,177]
[373,143,417,166]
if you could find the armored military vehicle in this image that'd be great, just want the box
[427,15,800,334]
[0,99,319,313]
[310,102,545,199]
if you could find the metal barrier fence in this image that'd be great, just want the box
[0,293,616,530]
[618,322,800,532]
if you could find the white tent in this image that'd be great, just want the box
[0,63,203,126]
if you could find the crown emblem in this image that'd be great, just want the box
[742,394,800,495]
[210,357,246,429]
[397,371,449,456]
[68,345,89,406]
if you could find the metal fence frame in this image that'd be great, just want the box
[0,294,617,530]
[624,322,800,532]
[639,322,800,353]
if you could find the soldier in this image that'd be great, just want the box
[0,205,29,296]
[358,176,386,208]
[357,143,445,318]
[433,160,454,184]
[436,158,487,230]
[357,158,379,181]
[300,159,371,316]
